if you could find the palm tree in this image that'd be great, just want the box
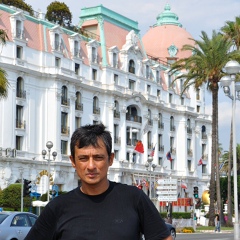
[0,28,9,99]
[221,16,240,226]
[170,30,240,226]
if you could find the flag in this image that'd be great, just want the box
[142,122,149,134]
[166,151,172,161]
[181,183,187,189]
[197,158,203,166]
[150,145,155,157]
[134,140,144,153]
[142,179,147,186]
[219,162,225,170]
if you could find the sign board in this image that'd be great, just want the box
[157,179,177,185]
[158,196,178,202]
[159,198,193,207]
[157,178,178,202]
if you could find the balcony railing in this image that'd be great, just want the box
[170,125,176,132]
[127,139,138,146]
[93,107,100,115]
[114,110,120,119]
[61,126,70,135]
[187,149,193,156]
[16,119,26,129]
[129,66,135,74]
[75,102,83,111]
[16,90,26,99]
[187,127,192,134]
[159,145,164,152]
[158,122,164,129]
[170,147,176,155]
[202,154,208,160]
[61,97,70,106]
[126,114,142,123]
[202,133,208,139]
[15,27,25,39]
[148,119,153,126]
[114,137,121,144]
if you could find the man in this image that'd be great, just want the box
[26,123,171,240]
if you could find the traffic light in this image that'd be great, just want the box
[193,186,199,198]
[23,179,31,197]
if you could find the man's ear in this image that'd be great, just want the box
[69,155,76,168]
[109,153,114,166]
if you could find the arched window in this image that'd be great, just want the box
[16,77,25,99]
[93,96,100,114]
[187,119,192,134]
[129,60,135,74]
[61,86,68,105]
[202,125,207,139]
[158,113,164,129]
[170,116,175,131]
[75,92,83,111]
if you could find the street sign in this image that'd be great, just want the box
[157,179,177,184]
[157,178,178,202]
[158,196,178,201]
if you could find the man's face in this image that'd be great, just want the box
[70,139,114,189]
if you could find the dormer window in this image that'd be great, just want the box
[92,47,97,63]
[129,60,135,74]
[54,33,60,51]
[86,40,100,65]
[146,65,150,79]
[68,33,82,59]
[108,46,119,68]
[49,26,64,53]
[10,11,26,42]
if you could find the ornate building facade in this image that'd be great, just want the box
[0,3,211,209]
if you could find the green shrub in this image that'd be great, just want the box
[160,212,191,219]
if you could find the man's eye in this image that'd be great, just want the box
[79,157,87,161]
[95,156,104,160]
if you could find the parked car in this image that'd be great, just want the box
[0,211,38,240]
[166,222,176,240]
[140,222,176,240]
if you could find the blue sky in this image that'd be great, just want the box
[26,0,240,151]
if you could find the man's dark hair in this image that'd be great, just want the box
[70,123,112,159]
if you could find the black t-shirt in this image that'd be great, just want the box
[25,181,170,240]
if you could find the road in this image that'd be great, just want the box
[176,232,234,240]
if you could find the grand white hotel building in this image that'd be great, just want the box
[0,3,211,206]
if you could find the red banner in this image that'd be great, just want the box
[159,198,193,207]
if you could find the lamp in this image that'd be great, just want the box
[220,60,240,240]
[42,141,57,202]
[145,156,157,200]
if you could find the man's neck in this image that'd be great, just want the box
[80,180,110,195]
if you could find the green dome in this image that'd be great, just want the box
[155,4,182,27]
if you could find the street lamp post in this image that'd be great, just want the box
[220,60,240,240]
[145,156,157,200]
[42,141,57,202]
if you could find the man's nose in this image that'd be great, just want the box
[87,158,96,169]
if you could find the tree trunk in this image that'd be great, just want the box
[208,85,218,226]
[227,122,233,226]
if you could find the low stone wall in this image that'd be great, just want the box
[172,218,194,228]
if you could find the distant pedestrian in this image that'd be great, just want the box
[215,214,220,232]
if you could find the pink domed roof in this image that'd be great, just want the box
[142,4,194,63]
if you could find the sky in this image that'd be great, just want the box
[25,0,240,151]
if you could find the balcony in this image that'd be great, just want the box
[159,145,164,152]
[16,119,25,129]
[187,127,192,134]
[126,114,142,123]
[75,102,83,111]
[61,126,70,135]
[93,107,100,115]
[16,90,26,99]
[114,110,120,119]
[61,97,70,106]
[170,125,176,132]
[158,122,164,129]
